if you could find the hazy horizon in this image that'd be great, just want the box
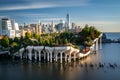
[0,0,120,32]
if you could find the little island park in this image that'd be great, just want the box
[0,25,102,63]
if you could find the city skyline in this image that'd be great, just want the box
[0,0,120,32]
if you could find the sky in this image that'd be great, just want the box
[0,0,120,32]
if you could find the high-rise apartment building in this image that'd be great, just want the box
[0,18,20,38]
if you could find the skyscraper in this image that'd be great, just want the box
[37,20,41,35]
[66,13,70,30]
[0,18,20,38]
[51,20,54,28]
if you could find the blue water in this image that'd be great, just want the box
[0,33,120,80]
[105,32,120,40]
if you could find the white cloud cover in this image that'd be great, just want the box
[0,16,8,18]
[76,21,120,32]
[0,3,56,10]
[94,15,120,18]
[0,0,89,10]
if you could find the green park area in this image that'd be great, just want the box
[0,25,101,54]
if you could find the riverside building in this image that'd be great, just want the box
[0,18,20,38]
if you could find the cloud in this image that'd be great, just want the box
[76,21,120,27]
[94,15,120,18]
[39,18,65,21]
[0,0,89,10]
[9,13,52,17]
[76,21,120,32]
[4,13,65,20]
[0,16,8,18]
[0,3,56,10]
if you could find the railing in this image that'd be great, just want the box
[0,51,9,55]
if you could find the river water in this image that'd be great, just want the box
[0,33,120,80]
[105,32,120,40]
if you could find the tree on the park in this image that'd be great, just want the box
[25,32,31,39]
[33,32,39,39]
[11,42,18,48]
[1,36,9,48]
[14,37,19,43]
[64,39,68,44]
[44,39,50,46]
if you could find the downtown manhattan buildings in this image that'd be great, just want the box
[0,13,81,38]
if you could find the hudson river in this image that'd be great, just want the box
[0,33,120,80]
